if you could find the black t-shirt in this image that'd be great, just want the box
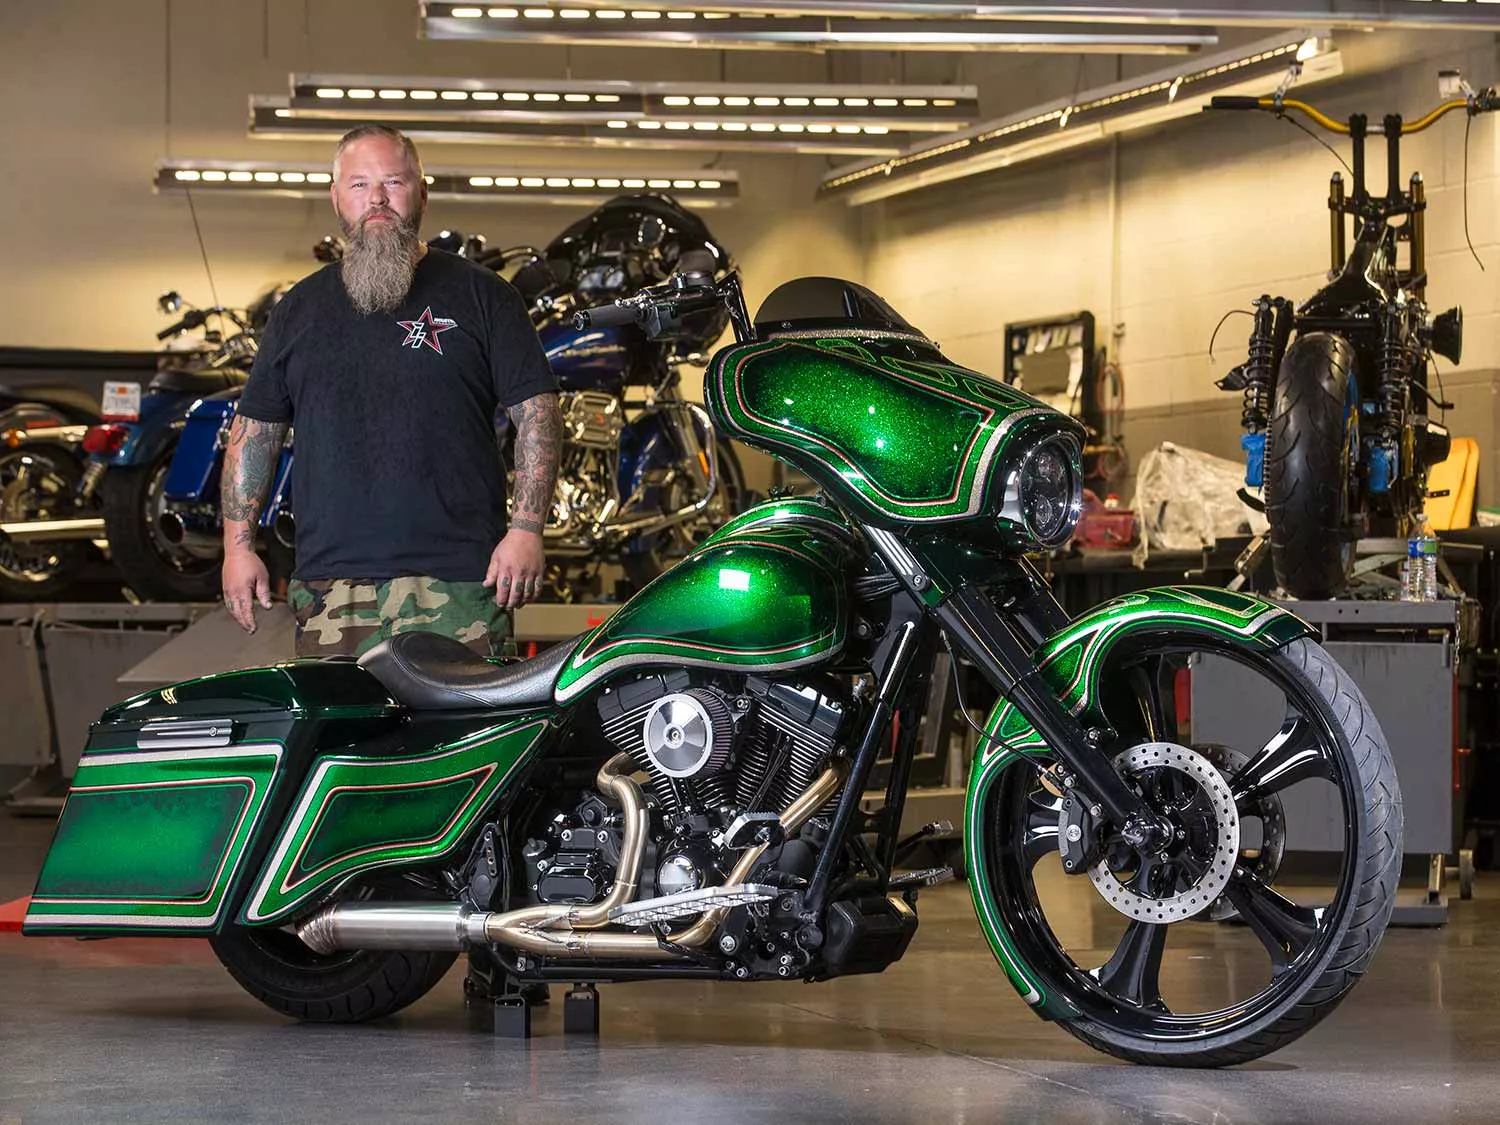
[237,249,556,582]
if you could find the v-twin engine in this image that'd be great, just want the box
[597,670,846,824]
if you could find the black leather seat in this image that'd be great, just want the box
[357,630,579,711]
[148,366,249,395]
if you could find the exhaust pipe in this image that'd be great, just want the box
[297,753,846,960]
[155,511,222,560]
[0,517,106,543]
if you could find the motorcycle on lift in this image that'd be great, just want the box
[0,290,285,601]
[1212,74,1497,598]
[93,289,287,601]
[25,250,1401,1067]
[494,193,746,596]
[162,194,747,601]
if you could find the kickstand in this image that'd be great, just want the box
[564,983,599,1037]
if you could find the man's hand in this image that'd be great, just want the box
[223,547,273,633]
[220,414,289,633]
[484,528,545,609]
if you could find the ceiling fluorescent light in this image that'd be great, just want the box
[286,75,977,131]
[155,160,739,205]
[251,96,909,156]
[417,2,1217,53]
[822,29,1342,205]
[439,0,1500,33]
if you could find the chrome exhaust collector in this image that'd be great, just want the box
[297,752,846,959]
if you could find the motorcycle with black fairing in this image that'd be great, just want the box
[24,253,1402,1067]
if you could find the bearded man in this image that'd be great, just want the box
[221,124,561,659]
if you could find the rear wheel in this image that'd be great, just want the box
[101,438,220,601]
[0,444,89,600]
[974,636,1401,1067]
[211,882,457,1023]
[1265,333,1360,599]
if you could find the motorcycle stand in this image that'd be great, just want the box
[464,950,550,1039]
[564,984,600,1037]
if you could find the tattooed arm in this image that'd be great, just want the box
[221,415,290,633]
[484,392,561,609]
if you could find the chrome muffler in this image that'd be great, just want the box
[297,753,845,960]
[0,517,106,543]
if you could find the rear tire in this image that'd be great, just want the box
[1265,333,1359,599]
[210,926,456,1024]
[101,438,221,601]
[0,444,89,601]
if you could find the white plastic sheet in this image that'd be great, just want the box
[1129,442,1268,565]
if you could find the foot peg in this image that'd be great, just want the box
[888,867,955,891]
[607,883,779,927]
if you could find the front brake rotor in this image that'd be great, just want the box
[1063,742,1240,924]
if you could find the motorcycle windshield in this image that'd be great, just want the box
[707,276,1081,529]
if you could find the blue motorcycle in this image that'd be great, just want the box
[83,289,288,601]
[162,194,747,600]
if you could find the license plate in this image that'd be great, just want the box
[101,381,142,421]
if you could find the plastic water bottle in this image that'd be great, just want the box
[1402,514,1439,602]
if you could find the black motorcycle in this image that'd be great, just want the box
[1212,76,1496,598]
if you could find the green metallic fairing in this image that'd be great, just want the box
[105,661,399,724]
[554,521,850,703]
[698,495,857,552]
[704,335,1082,527]
[242,715,549,924]
[961,586,1313,1016]
[24,745,283,933]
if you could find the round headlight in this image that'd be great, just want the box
[1017,438,1082,546]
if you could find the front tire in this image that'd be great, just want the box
[974,636,1401,1067]
[1265,333,1360,599]
[622,437,746,591]
[210,925,457,1023]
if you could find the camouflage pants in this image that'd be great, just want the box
[288,577,514,659]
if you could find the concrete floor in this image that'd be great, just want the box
[1,812,1494,1125]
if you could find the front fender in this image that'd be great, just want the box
[963,585,1312,1017]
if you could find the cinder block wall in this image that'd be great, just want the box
[859,31,1500,511]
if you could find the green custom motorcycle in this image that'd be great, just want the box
[24,255,1401,1067]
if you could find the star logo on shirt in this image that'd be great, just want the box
[396,307,458,355]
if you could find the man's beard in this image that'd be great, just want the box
[339,206,422,316]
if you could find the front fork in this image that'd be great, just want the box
[860,528,1163,858]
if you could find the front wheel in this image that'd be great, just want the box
[622,436,746,590]
[973,635,1401,1067]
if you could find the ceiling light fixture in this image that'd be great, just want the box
[821,30,1341,205]
[286,74,977,130]
[252,96,917,156]
[417,1,1218,53]
[155,161,738,205]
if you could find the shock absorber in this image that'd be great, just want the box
[1239,297,1279,432]
[1233,296,1292,489]
[1370,305,1417,495]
